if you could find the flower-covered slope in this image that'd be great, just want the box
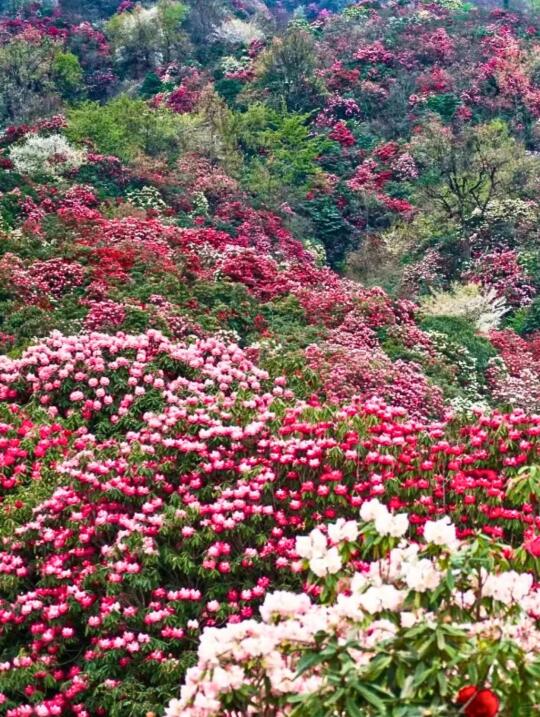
[5,1,540,716]
[0,115,537,419]
[3,329,540,715]
[169,506,540,716]
[4,0,540,414]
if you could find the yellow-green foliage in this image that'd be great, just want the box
[67,96,194,162]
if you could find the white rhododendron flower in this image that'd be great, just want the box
[165,698,183,717]
[482,570,533,603]
[296,528,328,560]
[403,558,442,592]
[400,611,418,628]
[361,499,409,537]
[10,134,86,178]
[423,516,457,548]
[358,585,405,614]
[360,498,388,522]
[310,546,342,577]
[328,518,359,544]
[455,590,476,608]
[374,510,409,538]
[259,591,311,622]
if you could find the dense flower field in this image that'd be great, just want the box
[3,329,540,714]
[169,507,540,716]
[4,0,540,715]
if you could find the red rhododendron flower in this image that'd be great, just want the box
[458,686,478,704]
[525,535,540,557]
[457,686,500,717]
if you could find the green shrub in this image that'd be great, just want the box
[52,51,84,99]
[67,96,187,163]
[518,298,540,335]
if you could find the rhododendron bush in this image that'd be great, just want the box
[7,0,540,714]
[168,509,540,716]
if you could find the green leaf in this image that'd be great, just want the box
[437,671,448,696]
[400,675,415,700]
[436,629,446,651]
[345,695,364,717]
[355,683,387,712]
[296,651,326,676]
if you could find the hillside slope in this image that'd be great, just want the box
[4,1,540,716]
[2,0,540,413]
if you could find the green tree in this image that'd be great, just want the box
[411,119,537,265]
[139,71,164,99]
[0,36,61,122]
[159,0,190,62]
[52,51,84,100]
[67,96,187,162]
[58,0,124,21]
[302,195,354,269]
[185,0,225,46]
[252,28,325,112]
[106,0,189,77]
[412,118,532,225]
[234,103,329,203]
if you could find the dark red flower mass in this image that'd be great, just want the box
[457,686,500,717]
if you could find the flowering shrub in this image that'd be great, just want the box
[488,360,540,414]
[6,2,540,715]
[9,134,86,178]
[83,299,127,331]
[465,251,536,308]
[3,330,540,713]
[168,508,540,716]
[329,121,356,148]
[346,144,416,220]
[486,330,540,412]
[28,259,86,299]
[125,186,167,213]
[213,18,265,46]
[420,284,508,333]
[305,340,445,418]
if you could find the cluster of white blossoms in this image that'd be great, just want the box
[327,517,359,543]
[295,527,343,577]
[420,282,508,333]
[126,185,167,212]
[295,519,360,576]
[213,18,265,45]
[423,515,458,548]
[166,511,540,717]
[294,521,355,576]
[10,134,86,179]
[481,569,534,603]
[360,498,409,537]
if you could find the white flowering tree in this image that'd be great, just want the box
[105,0,189,76]
[213,18,265,46]
[420,283,508,333]
[126,186,168,213]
